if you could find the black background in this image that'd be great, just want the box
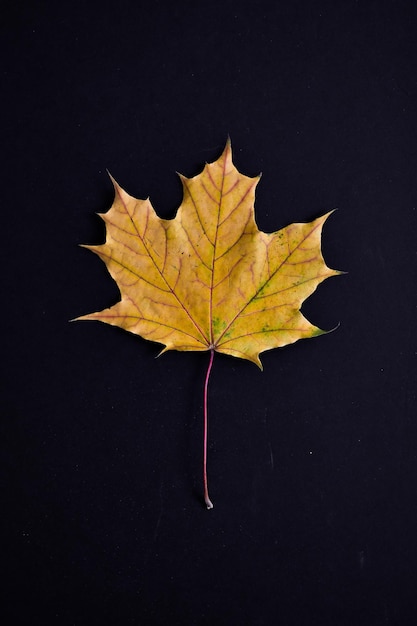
[2,1,417,624]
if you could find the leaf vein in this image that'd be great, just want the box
[115,186,209,345]
[214,220,324,346]
[182,179,215,247]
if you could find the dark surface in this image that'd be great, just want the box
[2,1,417,624]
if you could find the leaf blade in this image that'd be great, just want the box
[77,142,341,364]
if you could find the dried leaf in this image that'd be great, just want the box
[77,141,341,368]
[75,141,342,509]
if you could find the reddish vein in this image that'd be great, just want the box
[114,186,209,346]
[203,349,215,509]
[215,219,325,348]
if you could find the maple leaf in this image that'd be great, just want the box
[76,141,340,368]
[75,141,341,508]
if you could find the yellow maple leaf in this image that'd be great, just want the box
[75,141,342,509]
[76,140,341,369]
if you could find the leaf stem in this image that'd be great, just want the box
[203,348,215,509]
